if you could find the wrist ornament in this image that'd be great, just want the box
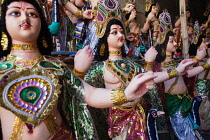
[110,87,128,106]
[167,68,178,79]
[193,57,200,63]
[144,61,153,69]
[73,67,86,76]
[75,9,83,19]
[201,63,210,70]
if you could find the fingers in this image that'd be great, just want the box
[135,72,157,85]
[145,80,154,89]
[181,59,195,64]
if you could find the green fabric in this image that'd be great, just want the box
[39,61,60,69]
[59,66,98,140]
[196,78,210,98]
[20,87,41,104]
[143,84,169,132]
[84,62,110,140]
[165,93,192,118]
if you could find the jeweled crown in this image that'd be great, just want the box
[157,9,173,44]
[92,0,122,38]
[193,20,201,44]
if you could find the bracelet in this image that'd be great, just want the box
[75,9,83,19]
[73,68,86,76]
[193,57,200,62]
[167,68,178,79]
[110,87,128,106]
[125,19,132,27]
[144,61,153,68]
[201,63,210,70]
[145,61,153,64]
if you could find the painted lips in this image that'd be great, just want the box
[119,38,124,42]
[21,24,30,28]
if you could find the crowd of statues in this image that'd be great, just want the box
[0,0,210,140]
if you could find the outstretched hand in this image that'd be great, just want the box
[124,71,157,101]
[176,59,196,75]
[74,45,94,72]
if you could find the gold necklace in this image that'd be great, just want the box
[161,59,177,68]
[109,50,122,55]
[11,44,38,50]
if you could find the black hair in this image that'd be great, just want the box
[0,0,53,58]
[155,31,174,63]
[145,3,156,17]
[94,18,127,61]
[189,34,206,56]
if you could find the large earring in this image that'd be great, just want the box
[1,32,8,51]
[100,43,105,56]
[161,48,165,57]
[42,37,48,48]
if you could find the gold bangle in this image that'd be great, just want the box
[145,61,153,64]
[201,63,210,70]
[167,69,178,79]
[193,57,200,62]
[75,9,83,19]
[110,87,128,106]
[144,65,153,69]
[73,68,86,76]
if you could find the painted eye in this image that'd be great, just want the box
[28,12,38,18]
[111,31,117,35]
[10,11,21,16]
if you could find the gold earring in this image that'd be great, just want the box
[1,32,8,51]
[100,43,105,56]
[42,37,48,48]
[161,48,165,57]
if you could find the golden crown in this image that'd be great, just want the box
[145,0,154,12]
[92,0,122,38]
[157,10,173,44]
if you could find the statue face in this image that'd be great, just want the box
[166,36,177,54]
[107,24,125,49]
[151,5,159,14]
[5,1,41,43]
